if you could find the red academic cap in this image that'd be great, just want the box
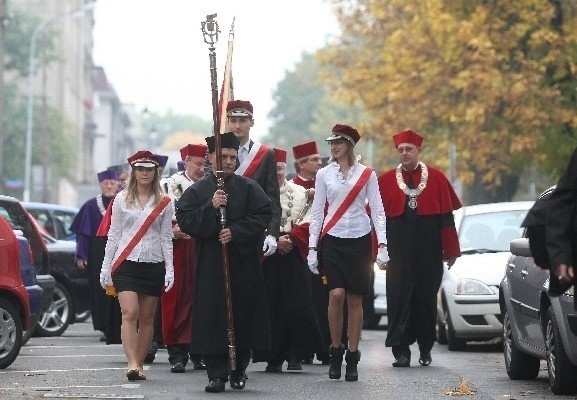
[180,144,208,160]
[393,129,424,148]
[226,100,253,118]
[292,141,319,159]
[127,150,159,168]
[326,124,361,147]
[274,148,287,164]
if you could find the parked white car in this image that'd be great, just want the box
[437,201,533,350]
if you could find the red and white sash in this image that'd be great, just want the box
[320,165,373,239]
[110,195,171,274]
[235,141,270,178]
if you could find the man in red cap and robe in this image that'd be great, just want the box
[159,144,208,373]
[291,141,322,190]
[290,140,332,365]
[378,129,461,368]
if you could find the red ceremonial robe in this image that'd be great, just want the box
[161,235,196,345]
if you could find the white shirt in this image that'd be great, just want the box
[238,144,250,165]
[308,161,387,247]
[102,190,174,271]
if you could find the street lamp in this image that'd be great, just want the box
[23,2,96,202]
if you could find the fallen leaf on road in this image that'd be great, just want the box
[442,377,476,396]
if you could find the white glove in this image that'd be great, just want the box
[307,250,319,275]
[262,235,278,256]
[376,247,390,269]
[165,265,175,292]
[99,267,112,289]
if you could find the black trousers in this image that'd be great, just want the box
[204,350,250,381]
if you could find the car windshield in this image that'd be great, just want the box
[459,210,528,253]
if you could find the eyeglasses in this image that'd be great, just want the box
[134,166,155,172]
[397,146,417,154]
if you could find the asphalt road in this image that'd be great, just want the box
[0,320,571,399]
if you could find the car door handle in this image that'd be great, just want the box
[521,269,529,277]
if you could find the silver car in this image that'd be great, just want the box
[500,237,577,394]
[437,201,533,350]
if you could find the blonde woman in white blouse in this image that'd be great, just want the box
[307,124,389,382]
[100,150,174,381]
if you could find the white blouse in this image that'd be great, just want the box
[102,190,174,272]
[308,161,387,247]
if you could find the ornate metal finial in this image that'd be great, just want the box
[201,13,220,46]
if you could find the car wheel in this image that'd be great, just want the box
[545,306,577,394]
[0,298,23,369]
[35,281,72,337]
[445,309,467,351]
[75,309,91,323]
[436,311,448,344]
[502,309,539,380]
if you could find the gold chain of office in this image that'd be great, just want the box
[395,161,429,209]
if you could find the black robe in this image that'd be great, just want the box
[253,248,325,363]
[175,173,273,355]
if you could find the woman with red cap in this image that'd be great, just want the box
[307,124,388,382]
[99,150,175,381]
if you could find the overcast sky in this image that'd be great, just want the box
[92,0,340,138]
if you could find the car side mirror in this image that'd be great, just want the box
[510,238,532,257]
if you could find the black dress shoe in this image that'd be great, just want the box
[265,363,282,373]
[392,355,410,367]
[230,375,246,390]
[205,378,226,393]
[419,352,432,366]
[287,359,302,371]
[192,360,206,370]
[170,361,186,373]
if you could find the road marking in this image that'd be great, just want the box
[0,366,149,375]
[43,395,144,399]
[43,396,144,399]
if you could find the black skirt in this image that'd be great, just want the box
[112,259,165,297]
[320,233,372,295]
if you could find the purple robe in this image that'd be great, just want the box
[70,196,113,261]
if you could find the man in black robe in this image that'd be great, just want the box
[546,148,577,294]
[70,170,118,340]
[176,132,272,393]
[378,129,462,368]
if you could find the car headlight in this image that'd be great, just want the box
[454,279,494,295]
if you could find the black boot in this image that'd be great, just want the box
[345,350,360,381]
[328,345,345,379]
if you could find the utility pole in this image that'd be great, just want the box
[0,0,7,195]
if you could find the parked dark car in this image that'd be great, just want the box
[0,196,89,337]
[12,228,53,345]
[0,197,55,338]
[23,202,78,241]
[0,216,30,369]
[499,193,577,394]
